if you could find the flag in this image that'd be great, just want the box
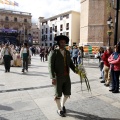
[3,0,10,5]
[9,0,14,6]
[0,0,4,4]
[14,1,18,6]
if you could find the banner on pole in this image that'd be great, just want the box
[0,0,19,6]
[14,1,19,6]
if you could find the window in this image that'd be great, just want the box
[55,34,57,37]
[46,28,48,34]
[50,18,57,22]
[50,27,52,33]
[46,35,47,40]
[73,42,76,46]
[55,26,57,32]
[66,32,69,37]
[24,19,27,22]
[63,14,69,19]
[43,35,46,41]
[5,16,9,21]
[14,17,17,22]
[42,36,44,41]
[42,29,44,34]
[60,24,63,31]
[50,34,52,41]
[60,16,63,20]
[52,24,55,31]
[45,43,47,46]
[50,43,52,46]
[25,29,27,35]
[66,23,69,30]
[66,14,69,19]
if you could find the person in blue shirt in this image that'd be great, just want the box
[72,45,79,66]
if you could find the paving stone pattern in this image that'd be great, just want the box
[0,56,120,120]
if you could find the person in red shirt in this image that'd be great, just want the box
[102,47,113,86]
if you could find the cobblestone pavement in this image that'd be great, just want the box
[0,55,120,120]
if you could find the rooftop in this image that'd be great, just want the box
[40,10,80,22]
[0,9,32,16]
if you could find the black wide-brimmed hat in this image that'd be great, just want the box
[23,42,27,47]
[54,35,69,44]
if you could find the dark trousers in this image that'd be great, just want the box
[73,57,78,65]
[3,55,11,71]
[40,54,44,62]
[111,70,120,91]
[22,58,28,70]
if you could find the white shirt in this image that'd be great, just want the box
[1,48,10,56]
[22,48,27,53]
[60,49,64,57]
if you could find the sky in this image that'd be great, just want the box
[0,0,81,23]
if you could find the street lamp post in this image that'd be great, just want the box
[107,15,113,46]
[110,0,120,45]
[114,0,119,45]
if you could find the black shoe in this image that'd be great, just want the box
[57,110,66,117]
[99,77,102,79]
[5,70,7,73]
[22,69,24,72]
[62,106,66,113]
[112,90,119,93]
[8,69,10,72]
[104,84,109,87]
[100,80,105,83]
[109,89,115,92]
[26,69,28,72]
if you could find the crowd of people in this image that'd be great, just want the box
[97,43,120,93]
[0,40,119,94]
[0,43,55,72]
[0,35,120,118]
[0,43,32,72]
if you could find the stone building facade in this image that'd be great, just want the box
[38,10,80,47]
[0,9,32,45]
[80,0,120,46]
[31,23,40,45]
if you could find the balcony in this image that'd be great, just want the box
[0,19,31,25]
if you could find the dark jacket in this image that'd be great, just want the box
[48,49,76,79]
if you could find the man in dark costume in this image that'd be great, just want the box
[48,35,77,117]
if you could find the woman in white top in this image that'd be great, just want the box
[20,43,31,72]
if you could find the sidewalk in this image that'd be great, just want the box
[0,55,120,120]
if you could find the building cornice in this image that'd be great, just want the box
[41,10,80,22]
[0,9,32,17]
[81,0,87,3]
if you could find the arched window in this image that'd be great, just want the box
[5,16,9,21]
[14,17,17,22]
[24,19,27,22]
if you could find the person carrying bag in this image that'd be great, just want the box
[1,43,12,72]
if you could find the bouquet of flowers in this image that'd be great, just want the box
[75,64,91,93]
